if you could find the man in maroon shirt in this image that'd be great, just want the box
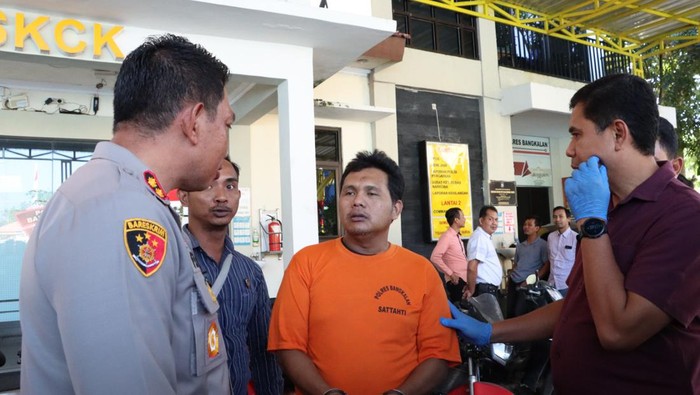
[441,74,700,394]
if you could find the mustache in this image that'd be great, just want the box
[210,205,232,212]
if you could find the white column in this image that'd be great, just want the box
[277,62,319,267]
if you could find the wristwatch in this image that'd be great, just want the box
[579,218,607,239]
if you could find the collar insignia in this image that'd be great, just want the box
[124,218,167,277]
[143,170,166,200]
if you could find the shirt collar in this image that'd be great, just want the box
[447,226,460,236]
[92,141,170,204]
[182,224,236,259]
[182,224,201,249]
[475,226,492,239]
[616,160,676,206]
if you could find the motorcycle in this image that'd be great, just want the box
[434,275,562,395]
[434,292,517,395]
[511,275,562,395]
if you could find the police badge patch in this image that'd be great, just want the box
[124,218,167,277]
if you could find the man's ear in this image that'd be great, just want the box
[672,156,684,176]
[392,199,404,220]
[178,189,189,207]
[611,119,629,151]
[181,103,206,145]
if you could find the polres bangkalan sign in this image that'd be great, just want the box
[512,134,552,187]
[423,141,472,241]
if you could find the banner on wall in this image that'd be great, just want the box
[512,134,553,187]
[424,141,473,241]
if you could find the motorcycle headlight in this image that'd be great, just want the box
[490,342,513,366]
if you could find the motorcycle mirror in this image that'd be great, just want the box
[525,274,537,285]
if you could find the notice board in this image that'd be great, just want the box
[423,141,472,241]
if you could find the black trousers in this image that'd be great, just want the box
[474,282,499,297]
[445,278,467,303]
[507,278,528,318]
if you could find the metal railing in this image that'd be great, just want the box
[496,23,631,82]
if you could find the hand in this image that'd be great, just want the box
[449,273,460,284]
[462,287,472,299]
[440,302,492,346]
[565,156,610,221]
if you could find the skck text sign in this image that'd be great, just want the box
[0,9,124,60]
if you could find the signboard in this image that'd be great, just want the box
[512,134,552,187]
[424,141,472,241]
[15,205,44,238]
[489,181,516,206]
[232,187,251,246]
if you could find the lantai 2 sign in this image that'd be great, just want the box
[423,141,472,241]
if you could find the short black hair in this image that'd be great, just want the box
[113,34,230,133]
[340,150,404,203]
[569,73,658,156]
[657,117,679,159]
[553,206,571,218]
[445,207,462,226]
[223,155,240,177]
[524,214,542,227]
[479,205,497,218]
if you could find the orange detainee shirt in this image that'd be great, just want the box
[268,239,461,393]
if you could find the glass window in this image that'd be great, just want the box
[393,0,479,59]
[407,1,432,17]
[315,130,340,162]
[0,138,96,324]
[315,128,341,240]
[316,168,339,238]
[437,24,460,56]
[410,19,435,51]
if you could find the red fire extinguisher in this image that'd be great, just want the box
[267,216,282,252]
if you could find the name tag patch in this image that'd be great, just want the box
[207,322,220,358]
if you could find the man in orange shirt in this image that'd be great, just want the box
[269,150,460,395]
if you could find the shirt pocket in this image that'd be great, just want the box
[190,267,227,376]
[563,244,576,261]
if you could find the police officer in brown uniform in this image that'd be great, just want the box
[20,34,234,394]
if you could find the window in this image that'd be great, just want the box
[315,128,341,240]
[0,138,96,325]
[393,0,479,59]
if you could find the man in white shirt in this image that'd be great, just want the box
[465,205,503,298]
[542,206,577,296]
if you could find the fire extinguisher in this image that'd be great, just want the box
[267,216,282,252]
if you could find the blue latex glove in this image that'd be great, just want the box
[565,156,610,221]
[440,302,492,346]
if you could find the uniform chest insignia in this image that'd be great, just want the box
[124,218,167,277]
[207,284,217,304]
[207,322,220,358]
[143,170,166,200]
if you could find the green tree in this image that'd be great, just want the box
[644,33,700,175]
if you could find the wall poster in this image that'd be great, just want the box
[424,141,473,241]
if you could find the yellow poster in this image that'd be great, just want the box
[426,142,472,240]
